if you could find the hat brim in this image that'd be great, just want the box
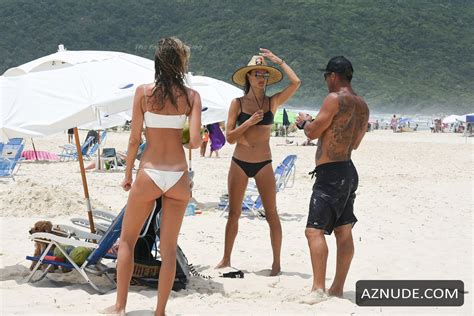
[232,65,283,86]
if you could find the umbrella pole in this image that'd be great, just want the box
[188,147,192,197]
[188,147,192,171]
[73,127,96,234]
[96,130,101,170]
[31,138,39,161]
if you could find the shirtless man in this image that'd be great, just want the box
[296,56,369,304]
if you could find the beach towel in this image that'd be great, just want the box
[208,123,225,151]
[21,150,59,161]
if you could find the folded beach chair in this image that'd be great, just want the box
[69,217,113,236]
[219,154,297,217]
[70,203,157,238]
[53,224,102,241]
[0,138,25,180]
[26,207,125,293]
[274,154,297,191]
[85,130,108,160]
[58,135,94,161]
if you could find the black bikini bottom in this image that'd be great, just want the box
[232,157,272,178]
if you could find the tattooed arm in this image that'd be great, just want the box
[304,93,339,140]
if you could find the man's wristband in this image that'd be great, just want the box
[297,119,312,130]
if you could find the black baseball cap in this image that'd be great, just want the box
[319,56,353,75]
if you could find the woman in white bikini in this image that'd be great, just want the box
[103,37,202,316]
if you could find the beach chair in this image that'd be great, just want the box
[0,138,25,180]
[69,200,191,290]
[70,202,157,238]
[69,217,112,235]
[52,224,102,241]
[99,147,119,170]
[26,206,125,293]
[85,130,107,160]
[58,136,94,161]
[134,142,147,161]
[275,154,297,191]
[219,154,297,217]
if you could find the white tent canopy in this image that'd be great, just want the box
[460,113,474,123]
[442,113,474,124]
[442,114,464,124]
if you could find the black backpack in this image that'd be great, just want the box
[132,198,190,290]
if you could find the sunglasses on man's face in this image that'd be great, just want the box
[324,72,332,80]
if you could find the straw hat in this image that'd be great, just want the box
[232,55,283,86]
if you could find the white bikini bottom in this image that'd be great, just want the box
[143,169,185,193]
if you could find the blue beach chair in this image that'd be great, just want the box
[0,138,25,180]
[26,207,124,293]
[219,154,297,217]
[58,136,95,161]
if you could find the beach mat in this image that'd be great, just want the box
[21,150,59,161]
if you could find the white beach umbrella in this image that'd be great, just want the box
[79,110,132,130]
[1,49,153,232]
[184,74,242,172]
[0,52,153,140]
[3,45,128,76]
[186,74,242,125]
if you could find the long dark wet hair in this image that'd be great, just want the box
[149,37,191,111]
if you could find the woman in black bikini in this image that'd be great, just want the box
[216,48,300,276]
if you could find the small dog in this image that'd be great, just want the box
[29,220,56,271]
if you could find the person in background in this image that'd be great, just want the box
[207,122,225,158]
[67,128,74,143]
[200,126,209,157]
[390,115,398,132]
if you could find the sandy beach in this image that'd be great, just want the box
[1,129,472,315]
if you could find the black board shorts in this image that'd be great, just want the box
[307,160,359,235]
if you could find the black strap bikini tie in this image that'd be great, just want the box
[309,167,318,179]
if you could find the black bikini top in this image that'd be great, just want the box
[236,97,274,126]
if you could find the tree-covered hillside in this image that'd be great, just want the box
[1,0,473,113]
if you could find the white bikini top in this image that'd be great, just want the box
[143,86,187,129]
[144,112,186,129]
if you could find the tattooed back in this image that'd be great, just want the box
[316,92,369,165]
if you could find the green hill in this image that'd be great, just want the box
[1,0,473,113]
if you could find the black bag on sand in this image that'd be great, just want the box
[131,198,190,291]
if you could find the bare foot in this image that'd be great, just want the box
[300,289,328,305]
[327,287,343,297]
[100,305,126,316]
[270,264,281,276]
[215,258,231,269]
